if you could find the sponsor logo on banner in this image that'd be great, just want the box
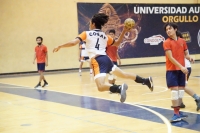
[181,32,191,43]
[144,35,165,45]
[198,29,200,47]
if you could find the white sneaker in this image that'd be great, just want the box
[120,83,128,103]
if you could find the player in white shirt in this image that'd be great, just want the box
[53,13,153,103]
[79,41,93,76]
[182,53,200,111]
[185,57,191,84]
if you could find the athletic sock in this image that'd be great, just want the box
[79,69,81,73]
[90,69,93,73]
[174,107,180,115]
[193,94,200,100]
[109,85,121,93]
[44,80,47,84]
[135,75,145,84]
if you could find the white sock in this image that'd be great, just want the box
[79,69,81,73]
[90,69,93,73]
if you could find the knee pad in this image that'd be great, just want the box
[179,90,185,98]
[171,90,179,100]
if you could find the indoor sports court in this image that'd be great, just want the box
[0,63,200,133]
[0,0,200,133]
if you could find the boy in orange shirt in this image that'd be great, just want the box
[163,23,194,122]
[106,29,121,84]
[33,36,48,89]
[171,31,200,111]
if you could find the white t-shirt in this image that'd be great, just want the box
[80,42,89,57]
[77,29,114,58]
[185,50,191,68]
[185,58,191,68]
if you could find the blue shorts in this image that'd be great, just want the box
[37,63,45,71]
[166,70,185,88]
[91,55,114,79]
[113,61,118,66]
[80,56,89,61]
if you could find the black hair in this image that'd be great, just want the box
[176,31,183,38]
[109,29,115,34]
[91,13,109,29]
[36,36,43,41]
[163,23,178,32]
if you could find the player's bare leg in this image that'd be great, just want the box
[79,62,84,76]
[95,76,128,103]
[112,66,153,91]
[185,87,200,111]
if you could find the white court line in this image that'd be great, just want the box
[0,81,170,96]
[0,82,172,133]
[131,104,171,133]
[142,86,168,95]
[0,82,34,89]
[0,86,28,88]
[0,81,198,114]
[43,89,173,133]
[136,102,200,115]
[0,83,168,95]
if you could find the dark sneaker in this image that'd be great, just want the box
[144,77,153,91]
[171,103,185,108]
[120,83,128,103]
[180,103,186,108]
[195,99,200,111]
[179,112,188,119]
[34,84,41,89]
[42,82,48,87]
[170,114,181,123]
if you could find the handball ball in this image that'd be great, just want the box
[124,18,135,29]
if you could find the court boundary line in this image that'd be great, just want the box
[0,83,169,95]
[0,82,197,114]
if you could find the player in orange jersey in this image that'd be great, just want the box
[163,23,195,122]
[170,31,200,111]
[106,29,121,85]
[33,36,48,89]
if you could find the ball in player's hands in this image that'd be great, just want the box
[124,18,135,29]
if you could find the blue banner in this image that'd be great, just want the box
[77,3,200,58]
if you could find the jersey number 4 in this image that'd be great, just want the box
[95,38,100,50]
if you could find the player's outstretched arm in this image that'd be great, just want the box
[53,38,80,52]
[113,26,130,47]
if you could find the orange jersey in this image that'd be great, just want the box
[35,44,47,63]
[163,37,188,70]
[106,45,118,61]
[77,29,114,58]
